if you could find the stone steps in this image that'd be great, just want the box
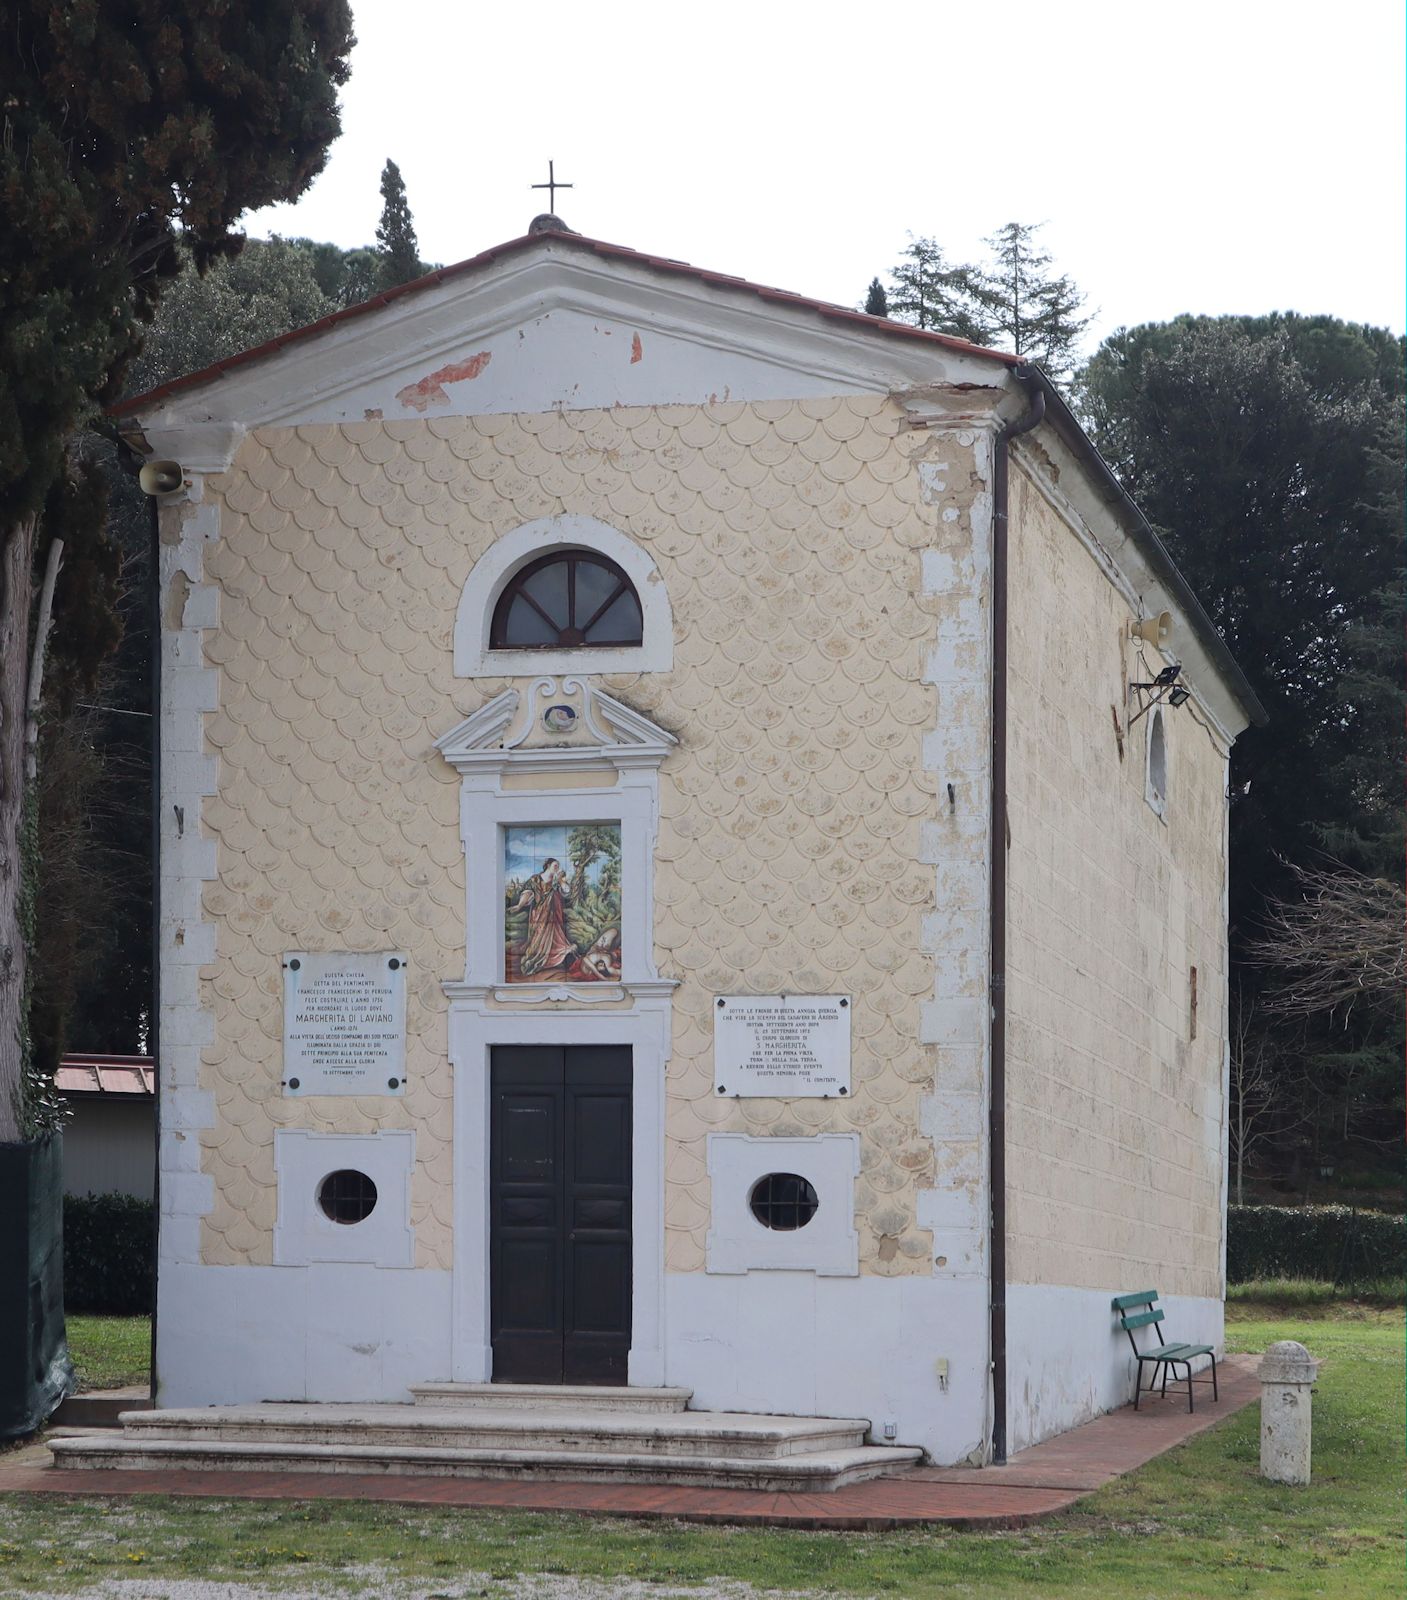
[47,1385,924,1491]
[98,1403,869,1460]
[48,1432,921,1491]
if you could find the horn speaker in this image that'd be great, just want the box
[138,460,185,496]
[1131,611,1173,649]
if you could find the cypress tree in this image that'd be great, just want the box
[0,1,354,1138]
[864,278,889,318]
[375,160,425,291]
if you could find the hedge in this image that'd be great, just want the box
[1227,1203,1405,1286]
[63,1194,155,1315]
[57,1195,1403,1309]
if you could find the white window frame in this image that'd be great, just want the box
[454,515,673,678]
[435,677,675,996]
[706,1133,860,1276]
[273,1130,415,1268]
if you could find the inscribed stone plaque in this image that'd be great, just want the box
[282,952,407,1096]
[713,995,851,1098]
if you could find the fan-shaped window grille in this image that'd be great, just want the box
[491,551,644,650]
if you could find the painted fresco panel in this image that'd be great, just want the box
[503,823,622,982]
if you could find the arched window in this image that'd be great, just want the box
[490,550,644,650]
[1146,706,1168,818]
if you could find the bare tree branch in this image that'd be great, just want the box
[1248,860,1405,1020]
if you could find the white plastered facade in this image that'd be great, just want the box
[141,236,1249,1459]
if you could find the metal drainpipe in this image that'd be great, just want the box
[146,483,161,1403]
[989,366,1044,1465]
[115,450,162,1403]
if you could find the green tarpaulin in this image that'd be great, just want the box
[0,1132,73,1437]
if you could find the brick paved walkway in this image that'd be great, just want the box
[0,1355,1257,1530]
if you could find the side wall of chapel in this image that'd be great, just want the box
[1003,456,1230,1304]
[193,398,986,1282]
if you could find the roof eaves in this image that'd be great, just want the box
[1021,366,1267,728]
[111,228,1017,420]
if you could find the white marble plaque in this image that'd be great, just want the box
[713,995,851,1098]
[283,952,407,1096]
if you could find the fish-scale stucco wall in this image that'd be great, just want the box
[195,398,981,1275]
[1004,461,1229,1300]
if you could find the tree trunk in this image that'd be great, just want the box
[0,515,36,1143]
[25,537,63,784]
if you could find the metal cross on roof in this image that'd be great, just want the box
[532,160,573,212]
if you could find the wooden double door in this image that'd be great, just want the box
[489,1046,632,1384]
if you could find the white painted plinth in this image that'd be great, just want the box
[1007,1283,1224,1452]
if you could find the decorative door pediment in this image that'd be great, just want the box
[435,676,676,784]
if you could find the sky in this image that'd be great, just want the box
[245,0,1405,355]
[505,827,614,888]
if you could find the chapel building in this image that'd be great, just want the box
[106,220,1262,1470]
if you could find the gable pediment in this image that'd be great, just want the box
[435,676,677,781]
[126,237,1004,442]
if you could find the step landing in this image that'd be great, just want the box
[410,1382,692,1412]
[47,1387,922,1492]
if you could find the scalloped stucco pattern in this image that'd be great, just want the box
[195,399,978,1273]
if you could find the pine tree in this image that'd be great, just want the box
[0,1,354,1139]
[375,160,425,291]
[864,278,889,318]
[972,223,1092,383]
[885,238,992,343]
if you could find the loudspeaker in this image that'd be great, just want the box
[1131,611,1173,649]
[138,460,184,496]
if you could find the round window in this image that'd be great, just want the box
[318,1169,378,1225]
[748,1172,819,1231]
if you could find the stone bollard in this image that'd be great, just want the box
[1258,1340,1320,1485]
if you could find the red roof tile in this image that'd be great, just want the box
[111,229,1019,419]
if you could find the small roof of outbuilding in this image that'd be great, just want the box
[56,1054,156,1097]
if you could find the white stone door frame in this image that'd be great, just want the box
[435,677,678,1387]
[444,990,673,1386]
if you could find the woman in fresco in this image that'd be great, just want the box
[509,858,579,979]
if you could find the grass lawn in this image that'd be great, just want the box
[63,1317,150,1393]
[3,1304,1399,1599]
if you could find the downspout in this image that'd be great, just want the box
[989,366,1044,1464]
[146,483,161,1403]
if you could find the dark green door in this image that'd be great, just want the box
[489,1046,632,1384]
